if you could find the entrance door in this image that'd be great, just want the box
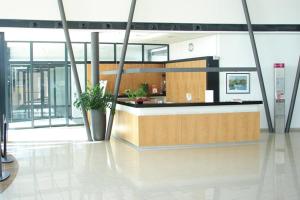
[48,65,68,126]
[32,64,68,127]
[8,63,81,129]
[9,64,32,128]
[32,65,50,127]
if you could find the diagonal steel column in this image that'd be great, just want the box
[106,0,137,140]
[285,57,300,133]
[242,0,274,133]
[57,0,92,141]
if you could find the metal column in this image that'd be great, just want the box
[285,57,300,133]
[90,32,100,141]
[242,0,274,133]
[106,0,137,140]
[0,33,5,136]
[57,0,92,141]
[91,32,99,86]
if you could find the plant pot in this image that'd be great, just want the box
[91,110,106,141]
[135,98,144,104]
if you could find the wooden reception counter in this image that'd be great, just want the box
[112,100,262,147]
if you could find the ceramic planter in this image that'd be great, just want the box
[91,110,106,141]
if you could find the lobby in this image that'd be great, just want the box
[0,0,300,199]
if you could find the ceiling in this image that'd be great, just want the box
[0,28,212,44]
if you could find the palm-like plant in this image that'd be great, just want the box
[74,84,114,113]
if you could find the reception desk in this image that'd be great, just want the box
[112,100,262,147]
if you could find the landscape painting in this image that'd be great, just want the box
[226,73,250,94]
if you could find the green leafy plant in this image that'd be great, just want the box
[125,88,147,100]
[74,84,114,113]
[140,83,149,95]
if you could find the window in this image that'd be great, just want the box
[87,43,115,61]
[68,43,85,61]
[7,42,30,61]
[33,43,65,61]
[116,44,142,62]
[144,45,168,62]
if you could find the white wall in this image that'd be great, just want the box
[169,33,300,129]
[0,0,299,24]
[169,35,218,60]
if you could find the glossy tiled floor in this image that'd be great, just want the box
[2,128,300,200]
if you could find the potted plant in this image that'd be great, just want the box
[125,87,147,104]
[74,84,114,141]
[140,82,149,96]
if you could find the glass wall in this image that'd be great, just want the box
[69,43,85,61]
[87,43,115,61]
[7,42,30,61]
[144,45,168,62]
[70,64,85,125]
[6,41,169,129]
[9,64,32,128]
[116,44,143,61]
[33,43,65,61]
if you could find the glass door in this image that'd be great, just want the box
[32,65,50,127]
[49,65,67,126]
[9,64,32,128]
[8,63,83,129]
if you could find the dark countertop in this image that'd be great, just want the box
[117,93,166,98]
[117,100,263,108]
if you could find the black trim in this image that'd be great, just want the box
[206,58,220,102]
[113,43,117,62]
[167,45,170,61]
[0,20,300,32]
[117,100,263,108]
[142,44,145,62]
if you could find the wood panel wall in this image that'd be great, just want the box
[87,63,164,94]
[166,60,207,103]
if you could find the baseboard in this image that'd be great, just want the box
[260,128,269,133]
[289,128,300,132]
[260,128,300,133]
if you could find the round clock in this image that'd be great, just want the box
[188,43,194,52]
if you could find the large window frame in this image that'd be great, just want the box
[6,41,169,129]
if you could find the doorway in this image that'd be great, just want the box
[8,64,78,128]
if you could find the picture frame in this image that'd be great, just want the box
[226,73,250,94]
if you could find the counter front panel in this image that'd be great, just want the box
[112,101,262,147]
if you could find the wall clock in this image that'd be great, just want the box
[188,43,194,52]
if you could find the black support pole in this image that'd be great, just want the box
[285,57,300,133]
[0,33,5,137]
[0,33,10,182]
[242,0,274,133]
[106,0,137,140]
[57,0,92,141]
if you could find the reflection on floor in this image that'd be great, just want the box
[9,118,83,129]
[2,127,300,200]
[0,155,19,193]
[8,126,87,142]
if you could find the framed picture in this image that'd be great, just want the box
[226,73,250,94]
